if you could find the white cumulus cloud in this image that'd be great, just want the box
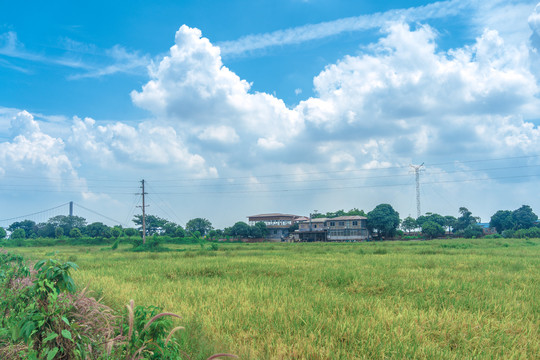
[131,25,304,153]
[0,111,83,186]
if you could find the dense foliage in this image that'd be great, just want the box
[0,250,236,359]
[367,204,400,239]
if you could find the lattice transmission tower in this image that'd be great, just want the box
[410,163,424,218]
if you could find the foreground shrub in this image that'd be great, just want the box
[0,250,236,359]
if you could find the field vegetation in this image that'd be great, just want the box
[12,238,540,359]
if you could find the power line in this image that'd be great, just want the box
[1,163,539,193]
[73,202,126,227]
[1,154,538,184]
[0,202,70,223]
[146,173,540,195]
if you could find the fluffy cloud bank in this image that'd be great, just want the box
[126,21,540,172]
[131,25,303,158]
[0,111,83,187]
[69,117,215,177]
[2,10,539,221]
[297,23,539,163]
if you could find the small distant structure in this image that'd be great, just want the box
[248,213,302,241]
[295,215,369,242]
[477,223,497,235]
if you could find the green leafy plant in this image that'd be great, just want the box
[0,251,237,359]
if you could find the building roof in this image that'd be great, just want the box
[248,213,301,219]
[330,215,367,220]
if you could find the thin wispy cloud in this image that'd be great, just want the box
[0,31,88,69]
[218,0,470,56]
[0,31,149,79]
[68,45,150,80]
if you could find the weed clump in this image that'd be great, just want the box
[0,249,237,360]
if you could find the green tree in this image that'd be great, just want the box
[455,207,479,231]
[0,227,6,239]
[444,215,457,233]
[8,220,36,238]
[185,218,213,237]
[421,221,445,239]
[367,204,400,240]
[512,205,538,230]
[111,226,123,238]
[69,227,82,238]
[249,222,268,238]
[230,221,250,238]
[287,222,299,234]
[489,210,514,233]
[36,223,56,238]
[84,222,111,238]
[124,228,138,237]
[346,208,367,216]
[174,226,186,238]
[401,216,417,234]
[417,213,445,228]
[463,224,483,238]
[10,228,26,239]
[254,221,269,237]
[55,227,64,238]
[132,214,169,235]
[47,215,87,234]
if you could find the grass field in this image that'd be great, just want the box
[12,238,540,359]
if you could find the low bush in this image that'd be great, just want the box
[0,249,236,359]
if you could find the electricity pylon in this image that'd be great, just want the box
[410,163,424,218]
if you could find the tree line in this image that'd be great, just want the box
[0,204,538,244]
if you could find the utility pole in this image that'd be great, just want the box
[137,180,148,244]
[410,163,424,218]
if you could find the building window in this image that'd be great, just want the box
[339,222,344,226]
[330,222,335,226]
[352,221,358,226]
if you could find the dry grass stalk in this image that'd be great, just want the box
[206,353,239,359]
[0,342,27,359]
[142,312,182,332]
[165,326,185,345]
[126,299,135,342]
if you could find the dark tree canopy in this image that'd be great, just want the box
[417,213,446,228]
[185,218,213,237]
[132,215,169,235]
[463,224,483,238]
[489,205,538,233]
[401,216,417,233]
[444,216,457,233]
[367,204,400,239]
[10,228,26,240]
[421,221,445,239]
[512,205,538,230]
[48,215,87,233]
[455,207,479,231]
[8,220,36,239]
[84,222,112,238]
[230,221,251,238]
[313,208,367,219]
[489,210,514,233]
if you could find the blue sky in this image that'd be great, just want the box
[1,0,540,229]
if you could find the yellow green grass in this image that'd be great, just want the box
[13,238,540,359]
